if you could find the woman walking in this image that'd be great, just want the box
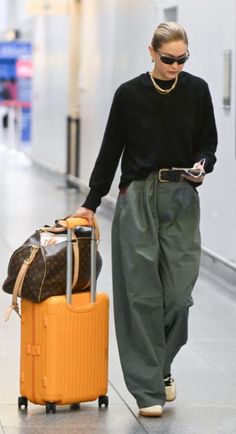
[74,22,217,417]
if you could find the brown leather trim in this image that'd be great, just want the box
[11,246,40,313]
[72,236,79,290]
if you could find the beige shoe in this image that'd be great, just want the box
[164,374,176,402]
[139,404,163,417]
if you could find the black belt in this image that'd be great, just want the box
[119,169,191,194]
[157,169,186,183]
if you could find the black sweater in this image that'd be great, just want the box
[83,71,217,212]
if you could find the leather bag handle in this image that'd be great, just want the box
[58,216,100,241]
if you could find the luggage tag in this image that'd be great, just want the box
[40,232,67,246]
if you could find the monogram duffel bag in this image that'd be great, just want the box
[2,219,102,318]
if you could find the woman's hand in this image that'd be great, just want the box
[71,207,95,226]
[193,161,205,172]
[182,160,205,183]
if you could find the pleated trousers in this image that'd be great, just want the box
[111,173,201,408]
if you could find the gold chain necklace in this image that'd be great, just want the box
[149,72,178,95]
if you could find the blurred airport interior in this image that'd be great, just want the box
[0,1,236,433]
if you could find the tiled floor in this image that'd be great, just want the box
[0,143,236,433]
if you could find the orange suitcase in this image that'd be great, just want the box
[18,218,109,413]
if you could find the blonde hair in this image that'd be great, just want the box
[151,22,188,51]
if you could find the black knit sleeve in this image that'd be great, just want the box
[82,86,125,211]
[193,83,218,173]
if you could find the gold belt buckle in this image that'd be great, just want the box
[158,168,171,183]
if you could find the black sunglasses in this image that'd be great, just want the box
[158,51,190,65]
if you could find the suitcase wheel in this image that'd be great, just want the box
[98,395,109,408]
[46,402,56,414]
[70,403,80,410]
[18,396,28,410]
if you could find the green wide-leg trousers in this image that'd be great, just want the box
[111,174,201,408]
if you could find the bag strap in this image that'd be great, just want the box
[72,234,79,289]
[4,246,39,321]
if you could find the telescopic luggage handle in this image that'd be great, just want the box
[65,217,97,305]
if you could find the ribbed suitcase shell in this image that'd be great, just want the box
[20,291,109,406]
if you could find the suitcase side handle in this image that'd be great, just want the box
[66,220,97,305]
